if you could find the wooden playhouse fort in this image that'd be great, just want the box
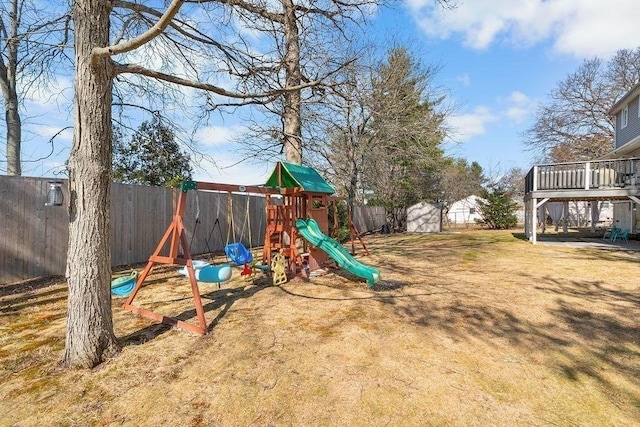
[262,161,336,274]
[120,161,380,334]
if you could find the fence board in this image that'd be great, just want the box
[352,205,386,233]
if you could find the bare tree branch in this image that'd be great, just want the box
[92,0,185,69]
[112,61,341,99]
[524,50,640,162]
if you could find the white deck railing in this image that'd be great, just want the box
[525,158,640,194]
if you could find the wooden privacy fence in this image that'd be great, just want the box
[352,205,386,233]
[1,176,386,284]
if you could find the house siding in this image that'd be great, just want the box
[616,95,640,148]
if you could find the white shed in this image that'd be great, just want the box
[407,202,442,233]
[447,195,485,224]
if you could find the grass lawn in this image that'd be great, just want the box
[1,230,639,426]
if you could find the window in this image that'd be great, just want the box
[469,207,476,214]
[622,105,629,128]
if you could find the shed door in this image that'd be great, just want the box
[612,201,633,231]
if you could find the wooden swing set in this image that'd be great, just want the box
[122,162,372,335]
[122,180,279,335]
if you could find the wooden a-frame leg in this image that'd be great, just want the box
[122,213,208,335]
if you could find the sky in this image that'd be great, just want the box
[6,0,640,185]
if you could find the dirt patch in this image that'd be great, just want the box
[1,230,639,425]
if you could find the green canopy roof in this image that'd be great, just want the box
[264,162,335,194]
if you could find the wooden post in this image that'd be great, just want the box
[524,198,530,239]
[347,207,370,256]
[122,186,208,335]
[531,197,538,245]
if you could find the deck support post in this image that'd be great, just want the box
[531,197,537,244]
[532,198,550,245]
[524,199,530,238]
[629,196,640,233]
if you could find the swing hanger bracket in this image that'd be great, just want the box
[181,180,197,192]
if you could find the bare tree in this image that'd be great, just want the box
[604,48,640,97]
[313,43,455,221]
[325,90,373,209]
[525,49,640,163]
[496,166,526,202]
[314,53,375,211]
[214,0,387,165]
[217,0,456,172]
[66,0,119,367]
[0,0,70,175]
[66,0,330,368]
[436,158,485,224]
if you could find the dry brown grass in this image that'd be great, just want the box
[1,230,639,426]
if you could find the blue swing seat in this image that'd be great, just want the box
[224,242,253,265]
[179,262,233,284]
[111,271,138,297]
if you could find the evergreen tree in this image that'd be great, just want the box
[363,47,446,229]
[328,200,350,242]
[476,185,518,229]
[113,115,192,187]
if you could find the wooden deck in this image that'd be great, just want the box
[525,158,640,201]
[524,158,640,243]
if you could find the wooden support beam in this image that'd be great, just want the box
[535,198,549,209]
[194,181,280,194]
[123,188,208,335]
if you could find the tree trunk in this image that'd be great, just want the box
[282,0,302,164]
[64,0,119,368]
[4,94,21,175]
[2,0,21,175]
[347,141,358,213]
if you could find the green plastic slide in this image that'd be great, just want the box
[295,218,380,287]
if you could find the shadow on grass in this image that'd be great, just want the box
[0,286,68,313]
[511,232,527,241]
[381,274,640,412]
[0,276,65,298]
[119,280,274,346]
[371,280,407,291]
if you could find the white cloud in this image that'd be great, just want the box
[456,73,471,87]
[448,106,498,142]
[505,91,528,104]
[194,125,246,146]
[500,90,534,123]
[191,150,275,185]
[190,124,275,184]
[448,90,534,142]
[505,106,528,123]
[407,0,640,57]
[30,124,73,142]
